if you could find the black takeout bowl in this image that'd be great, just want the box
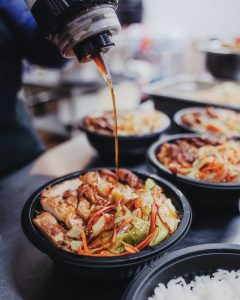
[21,168,191,282]
[174,106,240,137]
[123,243,240,300]
[205,50,240,81]
[147,134,240,214]
[79,112,171,161]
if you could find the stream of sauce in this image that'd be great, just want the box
[93,52,119,178]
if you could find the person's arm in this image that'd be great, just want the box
[0,0,67,68]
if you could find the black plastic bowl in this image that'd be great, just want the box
[174,106,240,137]
[21,168,191,281]
[79,112,171,160]
[206,50,240,81]
[147,134,240,214]
[123,243,240,300]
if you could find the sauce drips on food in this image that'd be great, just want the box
[93,52,119,178]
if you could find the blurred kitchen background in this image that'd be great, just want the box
[22,0,240,148]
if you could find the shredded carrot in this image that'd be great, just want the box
[225,172,234,181]
[87,205,116,231]
[206,124,221,133]
[116,219,132,233]
[90,243,111,254]
[81,230,90,255]
[111,227,117,244]
[77,249,132,257]
[149,205,157,233]
[136,231,155,250]
[135,198,143,209]
[125,199,137,210]
[78,245,85,255]
[121,241,139,253]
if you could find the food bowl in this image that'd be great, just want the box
[147,134,240,214]
[79,111,171,161]
[201,40,240,81]
[174,106,240,137]
[123,243,240,300]
[205,50,240,81]
[21,168,191,281]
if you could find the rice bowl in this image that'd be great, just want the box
[149,269,240,300]
[122,244,240,300]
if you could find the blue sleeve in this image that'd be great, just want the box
[0,0,67,68]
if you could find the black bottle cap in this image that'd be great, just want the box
[73,32,115,62]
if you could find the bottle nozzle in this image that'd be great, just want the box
[73,32,115,63]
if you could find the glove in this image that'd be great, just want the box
[0,0,37,38]
[0,0,66,68]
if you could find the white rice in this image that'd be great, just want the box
[148,269,240,300]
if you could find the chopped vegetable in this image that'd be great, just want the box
[67,226,83,239]
[149,221,169,247]
[92,215,107,237]
[71,240,82,252]
[145,178,157,190]
[123,217,150,246]
[121,241,139,253]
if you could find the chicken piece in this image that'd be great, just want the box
[92,215,106,238]
[117,169,144,189]
[62,190,78,208]
[65,213,84,239]
[96,177,113,197]
[80,171,113,197]
[40,196,84,239]
[100,169,117,184]
[41,196,75,223]
[83,115,113,135]
[78,184,111,206]
[91,213,113,238]
[80,171,99,187]
[77,198,91,220]
[33,212,72,251]
[157,142,197,168]
[100,169,116,178]
[41,178,82,198]
[206,107,218,118]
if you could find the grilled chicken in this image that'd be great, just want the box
[117,169,144,189]
[33,212,73,251]
[77,198,91,220]
[62,190,78,208]
[41,178,82,198]
[40,196,84,239]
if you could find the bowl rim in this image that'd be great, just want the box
[174,106,240,137]
[122,243,240,300]
[79,110,171,141]
[147,133,240,189]
[204,48,240,55]
[21,168,192,268]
